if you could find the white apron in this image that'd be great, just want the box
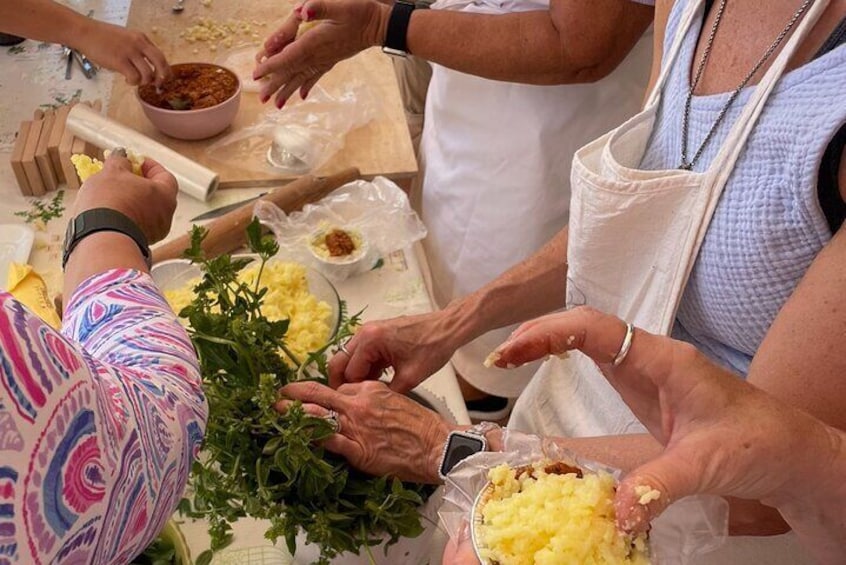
[420,0,652,397]
[510,0,831,437]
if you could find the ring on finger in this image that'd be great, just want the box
[612,322,635,367]
[337,341,351,357]
[324,409,342,434]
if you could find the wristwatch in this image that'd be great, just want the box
[382,1,417,57]
[438,421,500,481]
[63,208,152,270]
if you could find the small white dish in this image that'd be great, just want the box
[0,224,35,291]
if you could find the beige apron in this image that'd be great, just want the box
[510,0,830,437]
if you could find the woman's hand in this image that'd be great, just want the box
[253,0,388,107]
[75,19,170,86]
[276,380,453,483]
[488,306,837,535]
[327,311,461,392]
[71,154,178,245]
[442,521,481,565]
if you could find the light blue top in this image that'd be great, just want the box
[640,0,846,375]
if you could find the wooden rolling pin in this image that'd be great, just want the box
[152,168,360,264]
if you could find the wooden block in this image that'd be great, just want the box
[35,110,59,192]
[48,104,73,183]
[10,121,33,196]
[59,116,80,190]
[22,119,47,196]
[33,108,45,120]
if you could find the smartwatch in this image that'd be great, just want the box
[382,1,417,57]
[63,208,152,270]
[438,421,500,481]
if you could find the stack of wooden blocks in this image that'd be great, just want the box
[10,100,103,196]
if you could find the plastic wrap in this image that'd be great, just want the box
[206,82,377,174]
[66,104,219,201]
[255,176,427,281]
[439,430,729,564]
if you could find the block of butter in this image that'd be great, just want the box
[6,262,61,328]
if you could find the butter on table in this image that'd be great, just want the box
[7,262,61,328]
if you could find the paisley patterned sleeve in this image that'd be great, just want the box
[0,269,206,565]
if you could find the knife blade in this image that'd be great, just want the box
[190,193,267,221]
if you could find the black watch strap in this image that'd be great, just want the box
[382,1,416,57]
[63,208,152,270]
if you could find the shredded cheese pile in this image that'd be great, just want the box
[164,261,333,364]
[180,17,264,51]
[477,463,651,565]
[71,150,144,182]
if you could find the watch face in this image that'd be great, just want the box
[440,433,485,477]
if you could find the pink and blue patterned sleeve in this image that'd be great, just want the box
[0,269,207,565]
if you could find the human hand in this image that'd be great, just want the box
[489,306,831,535]
[71,154,178,244]
[253,0,388,107]
[75,19,170,86]
[327,312,459,392]
[442,521,480,565]
[276,380,452,483]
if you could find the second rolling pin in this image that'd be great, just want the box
[152,168,360,264]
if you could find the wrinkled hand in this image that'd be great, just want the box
[75,19,170,86]
[276,380,451,483]
[253,0,388,107]
[328,312,459,392]
[71,154,178,244]
[489,306,829,535]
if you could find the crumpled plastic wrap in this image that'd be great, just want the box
[255,176,427,281]
[439,430,729,564]
[206,82,377,175]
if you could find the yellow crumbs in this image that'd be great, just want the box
[477,463,651,565]
[71,150,144,182]
[180,17,265,50]
[164,261,332,364]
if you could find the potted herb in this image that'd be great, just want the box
[178,221,430,565]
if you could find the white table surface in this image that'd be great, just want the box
[0,2,468,562]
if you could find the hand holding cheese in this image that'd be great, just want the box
[485,307,846,564]
[71,153,177,245]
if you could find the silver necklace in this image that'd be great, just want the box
[679,0,815,170]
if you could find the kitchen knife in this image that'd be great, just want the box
[191,193,267,221]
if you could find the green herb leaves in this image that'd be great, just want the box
[15,190,65,224]
[179,220,428,564]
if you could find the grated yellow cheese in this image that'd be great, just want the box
[164,261,332,363]
[71,150,144,182]
[180,17,258,45]
[477,463,651,565]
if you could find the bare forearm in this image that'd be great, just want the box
[63,232,149,301]
[442,227,569,348]
[401,0,652,84]
[0,0,90,47]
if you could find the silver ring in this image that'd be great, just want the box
[612,323,634,367]
[337,342,351,357]
[324,409,341,434]
[111,146,127,158]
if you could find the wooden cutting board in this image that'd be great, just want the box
[107,0,417,188]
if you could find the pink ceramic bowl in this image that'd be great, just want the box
[137,63,241,141]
